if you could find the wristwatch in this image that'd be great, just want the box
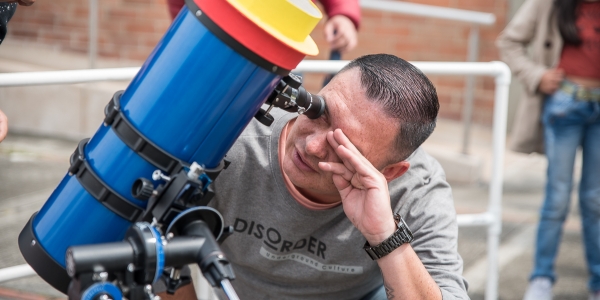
[363,213,414,260]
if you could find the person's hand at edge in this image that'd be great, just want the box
[538,68,564,95]
[324,15,358,53]
[0,109,8,143]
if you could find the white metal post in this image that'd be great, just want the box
[485,61,511,300]
[461,25,480,154]
[89,0,98,69]
[0,264,35,283]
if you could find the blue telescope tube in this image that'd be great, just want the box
[19,5,286,293]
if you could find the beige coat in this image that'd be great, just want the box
[496,0,563,154]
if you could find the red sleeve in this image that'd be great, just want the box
[167,0,185,20]
[167,0,361,29]
[318,0,361,29]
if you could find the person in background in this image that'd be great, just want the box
[166,0,360,54]
[0,0,35,142]
[0,0,34,45]
[496,0,600,299]
[0,2,17,46]
[0,109,6,142]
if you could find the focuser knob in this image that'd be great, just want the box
[254,108,275,126]
[283,73,302,90]
[132,178,155,200]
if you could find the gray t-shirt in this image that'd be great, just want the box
[208,111,468,299]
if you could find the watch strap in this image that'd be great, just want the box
[363,213,414,260]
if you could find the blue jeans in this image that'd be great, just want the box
[531,86,600,291]
[360,285,386,300]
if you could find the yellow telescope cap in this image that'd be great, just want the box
[227,0,322,55]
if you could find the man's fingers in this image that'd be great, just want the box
[328,129,376,176]
[319,156,368,192]
[321,134,384,192]
[318,162,353,193]
[326,131,356,173]
[319,161,353,181]
[332,129,371,166]
[332,129,360,154]
[335,145,381,185]
[326,130,340,149]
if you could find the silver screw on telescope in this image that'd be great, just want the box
[92,271,108,282]
[152,170,171,182]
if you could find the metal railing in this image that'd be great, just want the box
[359,0,496,154]
[0,60,510,300]
[360,0,495,24]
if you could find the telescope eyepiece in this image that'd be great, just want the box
[295,87,325,119]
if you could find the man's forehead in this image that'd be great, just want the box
[320,69,365,106]
[320,70,398,161]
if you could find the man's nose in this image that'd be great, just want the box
[305,132,329,160]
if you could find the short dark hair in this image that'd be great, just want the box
[554,0,582,45]
[339,54,439,162]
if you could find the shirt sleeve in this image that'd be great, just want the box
[167,0,185,20]
[318,0,361,29]
[391,149,469,299]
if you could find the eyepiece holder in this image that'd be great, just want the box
[254,74,326,126]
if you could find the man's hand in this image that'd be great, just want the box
[323,15,358,53]
[538,68,564,95]
[319,129,443,300]
[0,109,7,143]
[0,0,34,5]
[318,129,396,245]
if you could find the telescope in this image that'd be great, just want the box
[17,0,326,298]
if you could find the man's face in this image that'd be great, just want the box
[282,68,400,203]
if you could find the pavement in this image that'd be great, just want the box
[0,108,591,299]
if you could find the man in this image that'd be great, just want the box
[165,54,468,299]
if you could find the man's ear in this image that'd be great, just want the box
[381,161,410,182]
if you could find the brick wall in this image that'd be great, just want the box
[7,0,171,59]
[6,0,508,125]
